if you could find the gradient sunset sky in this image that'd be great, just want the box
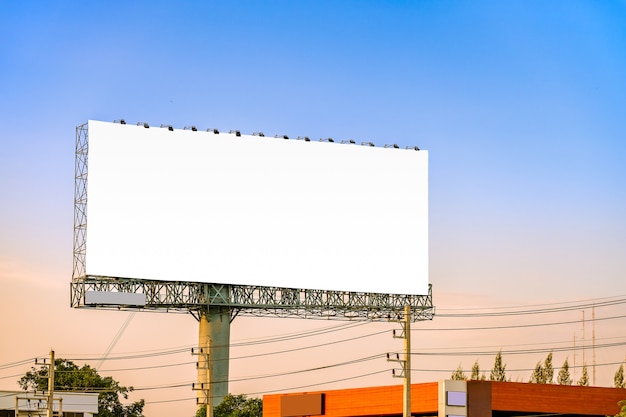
[1,1,626,416]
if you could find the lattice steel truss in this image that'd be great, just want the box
[70,277,434,321]
[71,122,434,322]
[73,123,88,280]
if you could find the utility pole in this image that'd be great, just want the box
[403,305,411,417]
[387,305,411,417]
[48,350,55,417]
[35,350,57,417]
[592,305,596,386]
[582,310,585,368]
[573,334,576,379]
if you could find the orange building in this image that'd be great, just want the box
[263,380,626,417]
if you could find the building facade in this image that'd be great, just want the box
[263,380,626,417]
[0,391,98,417]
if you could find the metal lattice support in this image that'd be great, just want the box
[70,277,434,322]
[71,122,434,322]
[73,123,88,281]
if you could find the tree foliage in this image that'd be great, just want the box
[470,360,486,381]
[543,352,554,384]
[529,361,544,383]
[489,351,507,382]
[615,364,625,389]
[196,405,208,417]
[577,363,589,386]
[529,352,554,384]
[451,363,466,381]
[215,394,262,417]
[556,358,572,385]
[19,358,144,417]
[195,394,262,417]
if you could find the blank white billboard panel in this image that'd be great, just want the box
[85,120,428,295]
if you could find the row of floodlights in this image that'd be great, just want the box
[113,119,420,150]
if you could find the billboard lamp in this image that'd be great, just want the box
[361,141,375,147]
[207,128,220,134]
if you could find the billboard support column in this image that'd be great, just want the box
[197,314,211,415]
[196,306,231,416]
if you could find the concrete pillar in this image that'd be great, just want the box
[197,307,231,416]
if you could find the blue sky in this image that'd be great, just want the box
[1,1,626,415]
[3,0,625,298]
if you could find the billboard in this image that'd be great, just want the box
[84,120,428,295]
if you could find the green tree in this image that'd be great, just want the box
[196,405,208,417]
[577,363,589,386]
[557,358,572,385]
[451,363,467,380]
[530,352,555,384]
[543,352,554,384]
[215,394,262,417]
[615,364,625,388]
[470,360,486,380]
[470,360,481,380]
[529,361,544,383]
[19,358,144,417]
[489,351,507,382]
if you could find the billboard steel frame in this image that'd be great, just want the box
[70,276,434,321]
[72,122,434,321]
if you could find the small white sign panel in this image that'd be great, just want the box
[85,120,429,295]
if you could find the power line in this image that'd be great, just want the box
[231,321,369,346]
[143,368,396,407]
[96,312,136,370]
[407,340,626,357]
[243,369,391,396]
[0,358,39,370]
[413,313,626,331]
[62,321,371,363]
[4,294,626,407]
[437,294,626,315]
[5,315,625,377]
